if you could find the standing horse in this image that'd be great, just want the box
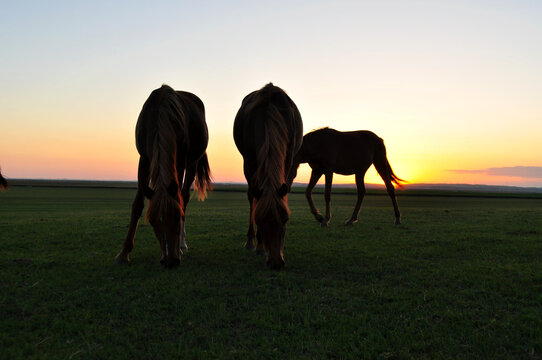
[0,168,8,190]
[233,83,303,269]
[115,85,212,268]
[289,128,405,227]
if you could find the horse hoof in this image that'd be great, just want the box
[267,258,285,270]
[244,243,255,251]
[345,219,358,226]
[114,254,130,265]
[162,258,181,268]
[395,218,401,225]
[255,249,267,257]
[320,222,329,228]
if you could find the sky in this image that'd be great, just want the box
[1,0,541,187]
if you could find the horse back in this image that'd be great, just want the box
[176,91,208,165]
[135,86,207,167]
[302,128,381,175]
[233,85,303,178]
[176,91,205,119]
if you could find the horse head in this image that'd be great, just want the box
[146,181,183,268]
[253,184,290,269]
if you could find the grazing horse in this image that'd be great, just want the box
[0,168,8,190]
[233,83,303,269]
[289,128,405,227]
[115,85,212,268]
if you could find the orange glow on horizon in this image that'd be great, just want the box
[3,138,540,188]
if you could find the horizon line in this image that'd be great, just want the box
[5,177,542,190]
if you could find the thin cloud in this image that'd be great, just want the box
[450,166,542,179]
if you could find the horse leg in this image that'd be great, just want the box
[245,190,256,250]
[385,179,401,225]
[374,158,402,225]
[244,188,266,256]
[180,165,196,252]
[321,172,333,227]
[115,189,144,264]
[346,173,366,225]
[255,226,266,256]
[116,158,150,264]
[306,169,324,223]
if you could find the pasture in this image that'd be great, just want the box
[1,184,541,359]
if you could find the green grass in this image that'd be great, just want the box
[1,185,541,359]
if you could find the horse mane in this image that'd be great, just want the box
[311,126,335,134]
[247,83,291,222]
[146,85,185,223]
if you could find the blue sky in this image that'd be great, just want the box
[1,0,541,186]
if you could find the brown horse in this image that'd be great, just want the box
[0,168,9,190]
[115,85,212,268]
[289,128,405,227]
[233,83,303,269]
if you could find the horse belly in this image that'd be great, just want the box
[334,168,356,176]
[333,154,372,176]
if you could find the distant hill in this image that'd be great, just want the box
[293,182,542,194]
[7,179,542,194]
[399,183,542,194]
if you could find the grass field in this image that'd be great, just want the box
[1,184,541,359]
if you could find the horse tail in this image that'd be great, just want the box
[194,152,213,201]
[389,166,407,189]
[374,137,407,190]
[256,104,288,190]
[146,85,185,222]
[0,168,9,190]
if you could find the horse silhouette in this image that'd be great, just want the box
[234,83,303,269]
[289,128,405,226]
[115,85,212,268]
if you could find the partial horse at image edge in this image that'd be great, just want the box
[115,85,212,268]
[289,127,405,226]
[0,168,9,190]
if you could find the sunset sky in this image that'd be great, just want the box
[1,1,541,187]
